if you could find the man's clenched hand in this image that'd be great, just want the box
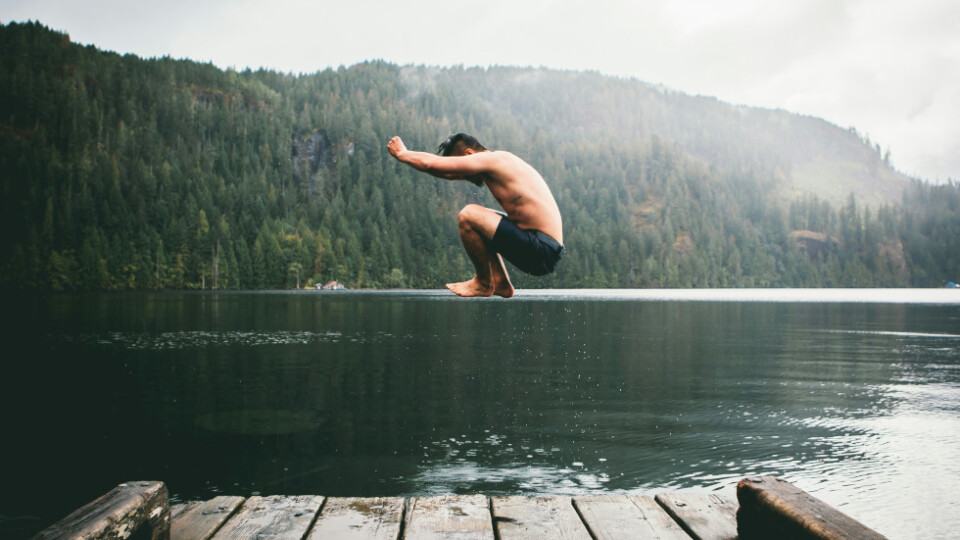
[387,136,407,159]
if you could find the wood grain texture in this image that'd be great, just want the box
[171,501,201,522]
[403,495,493,540]
[307,497,404,540]
[210,495,324,540]
[491,496,591,540]
[171,496,245,540]
[655,492,738,540]
[36,478,890,540]
[574,495,692,540]
[737,476,886,540]
[32,481,169,540]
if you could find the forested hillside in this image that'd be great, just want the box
[1,21,957,290]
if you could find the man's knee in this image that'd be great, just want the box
[458,204,501,238]
[458,204,484,227]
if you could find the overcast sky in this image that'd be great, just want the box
[3,0,958,181]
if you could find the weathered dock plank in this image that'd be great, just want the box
[210,495,324,540]
[737,476,886,539]
[306,497,404,540]
[492,496,591,540]
[36,476,895,539]
[655,492,738,540]
[32,481,169,540]
[171,495,245,540]
[171,501,201,521]
[573,495,692,540]
[403,495,493,539]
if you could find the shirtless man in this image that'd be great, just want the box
[387,133,564,298]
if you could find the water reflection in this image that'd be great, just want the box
[2,291,958,539]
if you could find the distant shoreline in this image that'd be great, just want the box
[21,288,960,305]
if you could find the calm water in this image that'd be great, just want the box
[2,290,959,538]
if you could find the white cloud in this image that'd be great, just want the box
[2,0,957,180]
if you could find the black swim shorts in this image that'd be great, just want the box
[490,215,565,276]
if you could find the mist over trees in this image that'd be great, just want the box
[1,21,957,290]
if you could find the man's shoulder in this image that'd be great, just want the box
[487,150,526,167]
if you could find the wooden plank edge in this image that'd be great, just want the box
[492,496,591,540]
[489,495,511,537]
[569,497,600,540]
[211,495,326,539]
[736,476,887,540]
[654,492,738,540]
[394,497,409,540]
[653,492,705,540]
[295,495,327,538]
[401,496,412,536]
[170,501,201,521]
[405,495,493,538]
[303,496,328,538]
[32,481,170,540]
[388,497,411,540]
[171,496,246,540]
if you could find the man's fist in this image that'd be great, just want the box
[387,136,407,159]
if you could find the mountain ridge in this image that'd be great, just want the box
[419,64,911,208]
[1,21,956,290]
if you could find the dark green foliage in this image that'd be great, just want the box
[1,22,957,290]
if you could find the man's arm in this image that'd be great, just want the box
[387,136,492,179]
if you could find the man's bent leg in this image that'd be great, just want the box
[447,204,513,297]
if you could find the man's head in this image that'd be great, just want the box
[437,133,487,157]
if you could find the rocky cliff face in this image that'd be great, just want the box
[789,230,839,260]
[293,131,330,175]
[293,131,332,195]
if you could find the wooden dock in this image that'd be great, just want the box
[32,477,888,539]
[170,491,736,540]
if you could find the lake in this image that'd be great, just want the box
[2,289,959,538]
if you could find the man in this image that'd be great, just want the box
[387,133,564,298]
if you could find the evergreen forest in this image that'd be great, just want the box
[2,21,958,291]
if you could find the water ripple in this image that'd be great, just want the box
[50,330,371,350]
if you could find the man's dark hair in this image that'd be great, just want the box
[437,133,487,156]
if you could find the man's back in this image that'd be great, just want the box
[483,151,563,244]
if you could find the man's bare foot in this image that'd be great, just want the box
[446,277,495,297]
[492,277,514,298]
